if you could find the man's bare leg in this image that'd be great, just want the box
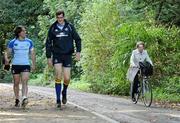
[21,72,29,107]
[13,74,20,107]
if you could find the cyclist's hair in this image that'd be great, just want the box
[56,10,65,17]
[136,41,145,48]
[14,25,25,39]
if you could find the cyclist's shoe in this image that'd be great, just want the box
[15,99,20,107]
[132,93,138,104]
[22,98,28,108]
[62,92,67,105]
[56,102,61,109]
[132,97,136,103]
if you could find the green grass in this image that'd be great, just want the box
[69,79,91,92]
[29,74,43,86]
[0,70,12,83]
[153,88,180,103]
[29,73,54,87]
[29,74,90,92]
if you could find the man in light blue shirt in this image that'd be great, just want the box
[5,26,36,108]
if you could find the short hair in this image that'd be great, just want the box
[136,41,145,48]
[14,25,25,38]
[56,10,65,17]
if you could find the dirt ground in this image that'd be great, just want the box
[0,84,180,123]
[0,85,109,123]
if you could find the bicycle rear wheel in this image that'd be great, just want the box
[142,79,152,107]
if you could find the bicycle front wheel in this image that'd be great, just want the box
[142,79,152,107]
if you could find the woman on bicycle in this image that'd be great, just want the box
[127,41,153,102]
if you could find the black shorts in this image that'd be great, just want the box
[53,55,72,67]
[11,65,31,74]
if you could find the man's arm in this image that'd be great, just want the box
[4,48,12,65]
[46,27,53,59]
[46,26,53,67]
[71,24,81,61]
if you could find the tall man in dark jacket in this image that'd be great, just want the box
[46,10,81,108]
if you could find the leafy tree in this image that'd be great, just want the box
[0,0,45,72]
[132,0,180,26]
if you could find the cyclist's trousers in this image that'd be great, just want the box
[133,73,140,93]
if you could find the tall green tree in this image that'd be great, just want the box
[133,0,180,26]
[0,0,45,72]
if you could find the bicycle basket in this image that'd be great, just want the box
[139,61,153,76]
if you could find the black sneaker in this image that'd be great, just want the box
[15,99,20,107]
[22,98,28,108]
[62,92,67,104]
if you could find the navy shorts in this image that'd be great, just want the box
[11,65,31,74]
[53,55,72,67]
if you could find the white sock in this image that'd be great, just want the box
[22,96,27,100]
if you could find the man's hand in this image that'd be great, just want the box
[48,58,53,68]
[75,52,81,61]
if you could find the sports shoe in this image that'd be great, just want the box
[15,99,20,107]
[22,98,28,108]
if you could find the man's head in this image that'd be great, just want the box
[56,10,65,24]
[14,26,26,39]
[136,41,145,53]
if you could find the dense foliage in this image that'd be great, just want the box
[79,1,180,98]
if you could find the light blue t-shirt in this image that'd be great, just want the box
[8,38,34,65]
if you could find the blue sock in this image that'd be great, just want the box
[55,83,61,103]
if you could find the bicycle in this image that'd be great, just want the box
[130,66,153,107]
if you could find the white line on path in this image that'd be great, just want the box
[68,102,120,123]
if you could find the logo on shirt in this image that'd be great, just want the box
[65,28,69,31]
[12,70,15,74]
[24,69,30,72]
[56,32,68,37]
[54,59,58,63]
[66,64,71,67]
